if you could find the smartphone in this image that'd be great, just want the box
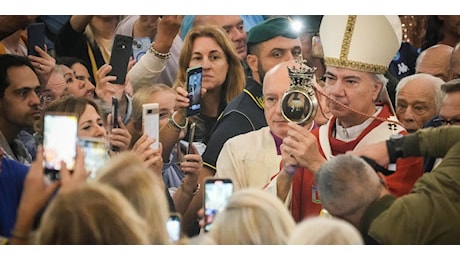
[186,66,203,117]
[166,213,181,243]
[27,22,45,56]
[132,37,151,62]
[142,103,160,150]
[42,112,78,181]
[203,178,234,232]
[109,34,133,84]
[111,97,120,152]
[187,122,196,154]
[78,137,109,181]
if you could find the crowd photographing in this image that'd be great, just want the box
[1,15,460,245]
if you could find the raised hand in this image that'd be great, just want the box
[27,45,56,87]
[107,113,132,152]
[132,134,163,176]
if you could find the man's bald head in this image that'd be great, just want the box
[416,44,453,82]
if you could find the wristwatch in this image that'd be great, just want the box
[386,133,404,171]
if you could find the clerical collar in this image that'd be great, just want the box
[335,106,383,142]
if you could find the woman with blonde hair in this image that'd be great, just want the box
[287,216,364,245]
[126,84,203,216]
[96,151,171,244]
[205,188,295,245]
[36,183,150,245]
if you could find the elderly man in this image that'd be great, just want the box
[416,44,453,82]
[215,59,315,191]
[395,73,444,133]
[265,15,424,222]
[201,17,301,178]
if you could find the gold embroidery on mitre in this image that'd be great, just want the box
[328,15,388,74]
[324,57,388,74]
[340,15,356,61]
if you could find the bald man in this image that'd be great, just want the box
[215,60,315,191]
[416,44,453,82]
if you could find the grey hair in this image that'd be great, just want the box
[314,154,382,217]
[395,73,445,113]
[371,73,389,87]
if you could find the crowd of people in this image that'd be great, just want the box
[1,14,460,246]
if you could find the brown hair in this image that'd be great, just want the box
[36,95,102,134]
[173,24,245,108]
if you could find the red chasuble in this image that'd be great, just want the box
[290,105,424,222]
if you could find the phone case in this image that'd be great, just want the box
[27,22,45,56]
[111,96,119,129]
[132,37,151,62]
[142,103,160,149]
[42,112,78,181]
[186,66,203,116]
[111,97,120,152]
[109,34,133,85]
[187,122,196,154]
[203,178,234,232]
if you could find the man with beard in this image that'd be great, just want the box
[0,54,42,164]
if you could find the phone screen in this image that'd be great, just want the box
[27,22,45,56]
[166,213,181,243]
[78,137,109,181]
[109,34,133,85]
[142,103,159,149]
[186,66,203,117]
[43,113,78,181]
[204,178,233,232]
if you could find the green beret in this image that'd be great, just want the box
[247,17,299,45]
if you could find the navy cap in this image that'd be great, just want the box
[247,17,299,45]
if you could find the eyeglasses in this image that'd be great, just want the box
[432,118,460,126]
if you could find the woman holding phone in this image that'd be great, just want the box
[38,96,133,156]
[173,24,246,148]
[171,24,246,236]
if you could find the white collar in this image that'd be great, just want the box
[335,106,383,141]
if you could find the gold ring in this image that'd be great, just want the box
[39,64,44,70]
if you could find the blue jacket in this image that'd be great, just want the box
[0,157,28,238]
